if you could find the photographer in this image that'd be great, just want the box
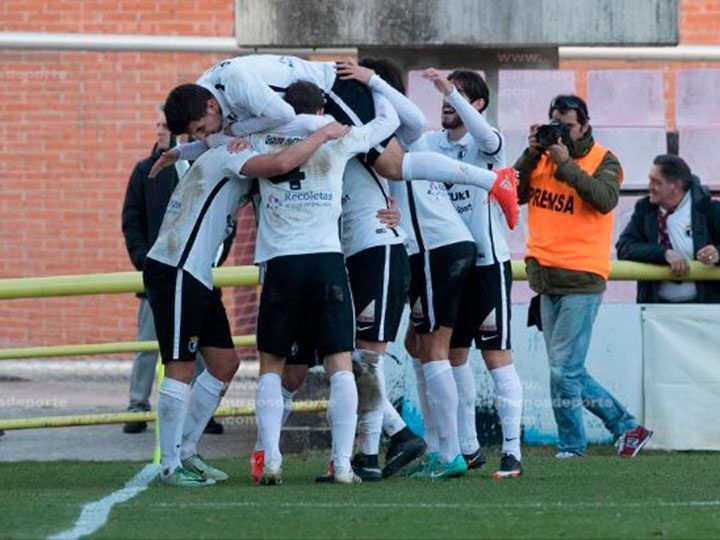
[514,95,652,459]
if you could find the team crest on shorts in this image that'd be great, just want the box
[357,301,375,323]
[188,336,199,353]
[479,309,498,332]
[411,298,424,319]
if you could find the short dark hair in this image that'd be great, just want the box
[549,94,590,125]
[653,154,692,191]
[163,84,214,135]
[284,80,326,114]
[359,58,406,95]
[448,69,490,113]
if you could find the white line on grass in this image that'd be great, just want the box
[129,499,720,511]
[48,464,158,540]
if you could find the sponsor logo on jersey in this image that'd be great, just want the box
[527,187,575,214]
[188,336,199,353]
[479,308,498,332]
[457,147,468,160]
[266,194,283,211]
[426,182,449,201]
[264,134,303,146]
[290,341,299,357]
[357,301,375,324]
[448,189,472,202]
[284,190,333,203]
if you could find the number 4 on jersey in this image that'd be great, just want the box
[269,167,305,191]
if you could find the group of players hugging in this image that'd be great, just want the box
[143,53,523,487]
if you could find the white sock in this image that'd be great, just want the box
[491,364,523,461]
[256,373,284,468]
[423,360,461,464]
[328,370,358,472]
[158,377,190,477]
[180,370,227,460]
[402,152,496,191]
[281,386,296,426]
[382,400,406,437]
[452,362,479,455]
[256,385,295,452]
[355,354,386,456]
[378,356,407,437]
[414,358,438,453]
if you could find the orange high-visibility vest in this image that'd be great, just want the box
[525,142,622,280]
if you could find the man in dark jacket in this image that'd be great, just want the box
[121,107,232,433]
[616,154,720,303]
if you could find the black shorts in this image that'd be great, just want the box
[257,252,354,362]
[285,244,409,365]
[143,258,233,364]
[408,241,476,334]
[450,261,513,351]
[346,244,410,343]
[324,78,393,165]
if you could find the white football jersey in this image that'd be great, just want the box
[341,158,406,258]
[390,135,474,256]
[147,147,255,289]
[421,129,510,266]
[197,55,336,128]
[253,95,398,263]
[252,120,399,262]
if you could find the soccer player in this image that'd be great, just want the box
[252,82,401,485]
[422,68,523,479]
[143,121,349,487]
[150,54,519,227]
[250,69,428,483]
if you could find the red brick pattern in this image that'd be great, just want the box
[0,1,717,355]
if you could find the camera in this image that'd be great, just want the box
[536,120,571,150]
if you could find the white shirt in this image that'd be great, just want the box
[177,55,337,160]
[253,96,399,263]
[390,135,474,256]
[147,147,256,289]
[426,129,510,266]
[659,191,697,302]
[198,55,335,132]
[341,158,406,257]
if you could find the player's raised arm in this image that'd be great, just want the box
[424,68,500,155]
[240,121,350,178]
[336,59,425,146]
[336,92,400,157]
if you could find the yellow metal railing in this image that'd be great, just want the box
[1,261,719,431]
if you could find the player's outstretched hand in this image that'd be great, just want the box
[336,59,375,85]
[149,149,179,178]
[227,137,250,154]
[422,68,453,96]
[376,196,401,229]
[318,121,351,141]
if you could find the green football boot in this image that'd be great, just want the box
[159,466,216,487]
[181,454,229,482]
[429,454,468,480]
[409,452,439,479]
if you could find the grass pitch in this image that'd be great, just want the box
[2,448,719,539]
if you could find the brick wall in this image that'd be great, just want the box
[0,0,718,355]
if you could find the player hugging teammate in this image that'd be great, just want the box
[147,53,522,487]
